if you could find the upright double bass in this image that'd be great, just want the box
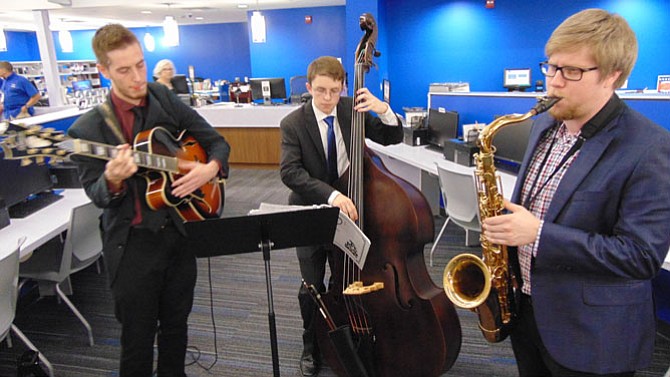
[313,13,462,377]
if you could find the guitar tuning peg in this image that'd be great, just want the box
[21,158,33,167]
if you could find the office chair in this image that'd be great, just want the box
[0,237,55,377]
[429,162,481,266]
[289,75,308,103]
[19,201,103,346]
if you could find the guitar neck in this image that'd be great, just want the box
[67,139,180,173]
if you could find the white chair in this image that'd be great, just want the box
[19,201,103,346]
[429,163,482,266]
[1,237,54,377]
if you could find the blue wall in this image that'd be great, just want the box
[2,0,669,114]
[0,31,41,61]
[248,6,346,96]
[384,0,670,111]
[2,24,251,87]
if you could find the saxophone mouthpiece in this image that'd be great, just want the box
[533,96,562,115]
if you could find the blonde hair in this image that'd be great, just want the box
[153,59,176,78]
[545,8,637,89]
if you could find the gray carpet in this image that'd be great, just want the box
[1,167,668,376]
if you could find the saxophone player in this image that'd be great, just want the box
[481,9,670,377]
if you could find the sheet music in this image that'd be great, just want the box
[250,203,371,269]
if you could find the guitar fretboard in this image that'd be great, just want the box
[59,139,180,173]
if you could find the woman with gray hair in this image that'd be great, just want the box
[153,59,176,91]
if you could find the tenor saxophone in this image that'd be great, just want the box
[442,96,561,343]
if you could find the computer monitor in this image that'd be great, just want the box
[171,75,190,94]
[492,117,533,174]
[249,77,287,104]
[426,108,458,148]
[0,154,54,209]
[503,68,532,92]
[72,80,92,92]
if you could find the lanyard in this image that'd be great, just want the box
[522,126,583,209]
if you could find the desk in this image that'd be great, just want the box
[0,189,90,261]
[196,102,299,167]
[366,140,516,215]
[428,91,670,133]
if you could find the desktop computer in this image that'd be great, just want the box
[443,138,479,167]
[403,128,429,146]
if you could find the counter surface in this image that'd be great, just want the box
[196,102,299,128]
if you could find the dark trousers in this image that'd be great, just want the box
[297,244,335,358]
[510,294,635,377]
[111,226,197,377]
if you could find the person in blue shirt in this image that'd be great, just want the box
[0,61,42,120]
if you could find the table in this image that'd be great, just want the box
[0,189,91,261]
[196,102,299,167]
[365,140,516,215]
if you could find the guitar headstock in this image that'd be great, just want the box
[0,121,71,166]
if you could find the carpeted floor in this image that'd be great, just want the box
[1,167,668,376]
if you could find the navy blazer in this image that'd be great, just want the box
[511,100,670,373]
[280,96,403,206]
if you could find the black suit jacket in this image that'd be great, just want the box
[280,96,403,206]
[67,83,230,286]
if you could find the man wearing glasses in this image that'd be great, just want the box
[279,56,402,376]
[482,8,670,377]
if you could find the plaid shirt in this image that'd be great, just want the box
[518,123,581,295]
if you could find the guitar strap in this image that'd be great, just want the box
[96,99,126,144]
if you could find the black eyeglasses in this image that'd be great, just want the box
[539,62,598,81]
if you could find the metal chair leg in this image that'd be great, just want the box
[429,217,450,267]
[55,283,94,346]
[10,324,54,377]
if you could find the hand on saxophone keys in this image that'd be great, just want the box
[481,199,542,247]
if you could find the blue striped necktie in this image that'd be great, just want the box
[324,115,338,182]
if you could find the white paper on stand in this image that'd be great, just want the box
[250,203,371,269]
[333,210,371,269]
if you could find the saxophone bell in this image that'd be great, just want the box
[442,96,561,343]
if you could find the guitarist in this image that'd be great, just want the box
[67,24,230,377]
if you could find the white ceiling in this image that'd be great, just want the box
[0,0,344,31]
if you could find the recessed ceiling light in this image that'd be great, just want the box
[195,17,204,20]
[141,10,152,14]
[237,4,249,9]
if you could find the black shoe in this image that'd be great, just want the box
[299,353,320,377]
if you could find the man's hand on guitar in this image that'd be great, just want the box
[171,160,220,198]
[104,144,138,191]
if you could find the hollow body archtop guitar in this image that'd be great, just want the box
[0,121,224,222]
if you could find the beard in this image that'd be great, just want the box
[548,100,576,122]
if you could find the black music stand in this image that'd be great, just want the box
[185,207,340,377]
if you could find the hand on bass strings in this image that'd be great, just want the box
[104,144,137,191]
[354,87,389,114]
[332,193,359,222]
[171,159,220,198]
[482,199,542,247]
